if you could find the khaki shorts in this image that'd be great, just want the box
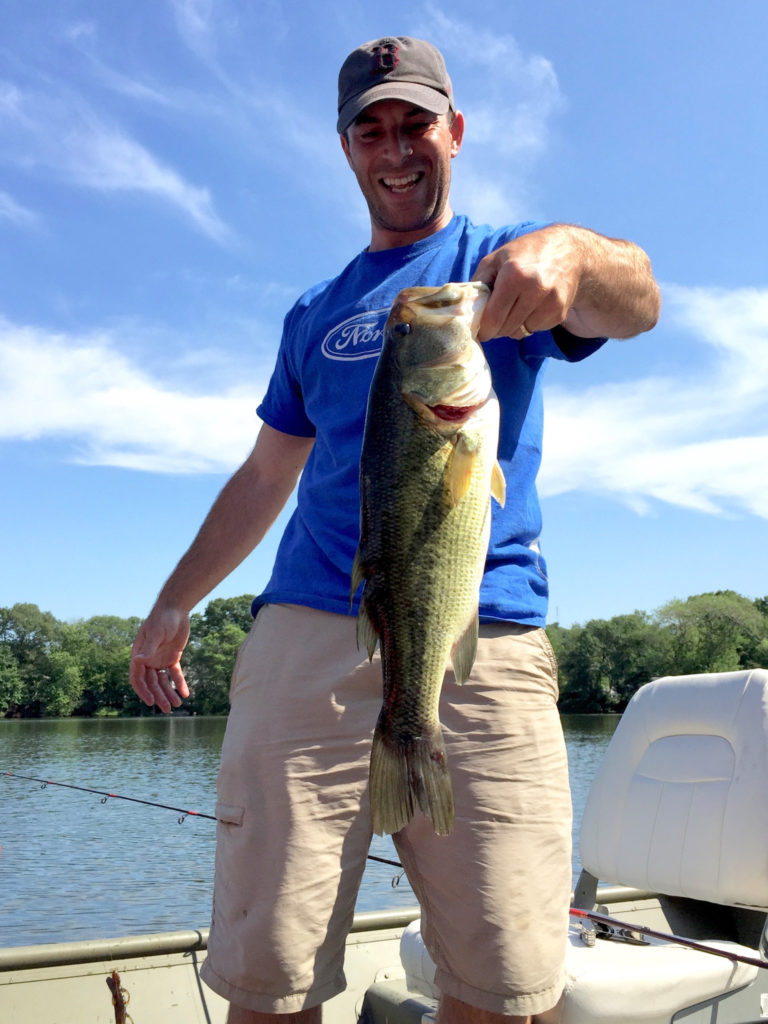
[200,604,572,1017]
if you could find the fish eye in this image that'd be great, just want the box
[392,322,411,335]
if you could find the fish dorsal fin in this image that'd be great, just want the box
[448,433,477,505]
[356,603,379,661]
[491,460,506,507]
[451,613,479,684]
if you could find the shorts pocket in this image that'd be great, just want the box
[535,628,560,696]
[215,800,245,826]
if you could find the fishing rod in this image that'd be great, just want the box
[570,907,768,971]
[3,771,214,823]
[2,771,403,868]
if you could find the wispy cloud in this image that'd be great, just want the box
[541,284,768,519]
[423,6,562,157]
[0,190,40,229]
[419,5,564,224]
[3,283,767,520]
[62,120,232,243]
[0,81,232,243]
[164,2,560,230]
[169,0,217,61]
[0,319,263,473]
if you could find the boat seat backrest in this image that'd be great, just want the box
[578,669,768,910]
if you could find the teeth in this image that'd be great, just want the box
[383,173,419,190]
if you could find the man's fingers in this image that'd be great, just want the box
[470,262,494,288]
[477,290,535,342]
[129,651,154,705]
[130,650,188,712]
[168,663,190,698]
[154,668,182,712]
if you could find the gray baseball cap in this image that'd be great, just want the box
[337,36,454,134]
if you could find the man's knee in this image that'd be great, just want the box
[227,1003,322,1024]
[435,991,563,1024]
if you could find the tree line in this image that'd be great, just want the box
[1,590,767,718]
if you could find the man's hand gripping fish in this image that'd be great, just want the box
[351,282,506,836]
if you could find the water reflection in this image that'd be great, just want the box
[562,715,620,876]
[0,714,618,947]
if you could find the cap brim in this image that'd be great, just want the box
[337,81,451,133]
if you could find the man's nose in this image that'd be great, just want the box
[384,128,413,162]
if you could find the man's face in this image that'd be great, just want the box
[340,99,464,246]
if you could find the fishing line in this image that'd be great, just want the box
[2,771,403,868]
[570,907,768,970]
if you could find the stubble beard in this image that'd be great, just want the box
[361,164,451,238]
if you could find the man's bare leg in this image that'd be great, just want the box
[226,990,562,1024]
[227,1005,321,1024]
[436,992,563,1024]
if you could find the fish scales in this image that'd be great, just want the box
[352,282,505,837]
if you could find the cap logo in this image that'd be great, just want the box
[370,43,399,75]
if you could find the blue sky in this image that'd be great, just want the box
[1,0,766,629]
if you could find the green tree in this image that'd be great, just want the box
[184,596,254,714]
[0,604,60,715]
[0,602,62,716]
[557,623,615,712]
[193,596,254,636]
[545,621,569,669]
[556,612,672,712]
[658,591,768,675]
[38,649,84,716]
[70,615,142,715]
[0,646,23,715]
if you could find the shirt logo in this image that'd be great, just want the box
[321,308,389,361]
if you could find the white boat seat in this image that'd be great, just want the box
[400,918,760,1023]
[400,919,440,1002]
[564,668,768,1024]
[563,928,757,1024]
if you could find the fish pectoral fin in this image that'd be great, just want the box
[491,460,506,507]
[448,433,477,505]
[451,613,479,684]
[350,549,365,604]
[356,603,379,661]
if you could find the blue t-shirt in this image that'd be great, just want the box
[254,214,604,626]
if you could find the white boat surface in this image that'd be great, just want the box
[2,669,767,1024]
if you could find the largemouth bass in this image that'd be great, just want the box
[351,281,506,836]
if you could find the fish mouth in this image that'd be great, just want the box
[429,402,484,422]
[403,390,489,427]
[407,282,488,312]
[394,283,489,338]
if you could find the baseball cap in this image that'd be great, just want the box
[337,36,454,134]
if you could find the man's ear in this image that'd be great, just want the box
[340,132,353,168]
[450,111,465,157]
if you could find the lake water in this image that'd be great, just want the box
[0,715,618,948]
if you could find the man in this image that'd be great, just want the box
[130,36,660,1024]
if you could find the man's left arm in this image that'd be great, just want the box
[471,223,661,342]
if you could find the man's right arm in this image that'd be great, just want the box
[129,423,314,712]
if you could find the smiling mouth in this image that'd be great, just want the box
[380,172,424,194]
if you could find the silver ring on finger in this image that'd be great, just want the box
[520,322,533,338]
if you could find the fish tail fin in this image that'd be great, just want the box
[369,722,454,836]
